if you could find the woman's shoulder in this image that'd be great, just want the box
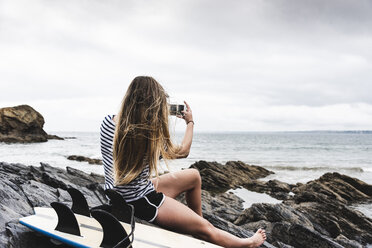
[101,114,116,129]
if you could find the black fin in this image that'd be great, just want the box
[67,187,90,217]
[51,202,81,236]
[91,209,132,248]
[105,189,132,223]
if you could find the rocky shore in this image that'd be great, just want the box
[0,160,371,248]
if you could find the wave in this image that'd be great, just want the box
[264,165,365,172]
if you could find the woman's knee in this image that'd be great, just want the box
[195,219,216,241]
[189,168,202,186]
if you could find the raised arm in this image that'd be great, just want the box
[176,101,194,158]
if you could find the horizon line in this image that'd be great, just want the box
[46,130,372,134]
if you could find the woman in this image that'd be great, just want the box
[100,76,266,248]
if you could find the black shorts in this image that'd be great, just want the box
[127,191,165,222]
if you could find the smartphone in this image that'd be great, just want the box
[169,104,185,116]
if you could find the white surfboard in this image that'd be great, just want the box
[19,207,221,248]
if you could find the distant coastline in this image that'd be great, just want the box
[44,130,372,134]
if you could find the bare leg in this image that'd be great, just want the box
[152,169,202,216]
[155,197,266,248]
[152,169,267,247]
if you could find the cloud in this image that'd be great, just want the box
[1,0,372,131]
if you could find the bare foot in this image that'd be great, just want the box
[245,229,266,248]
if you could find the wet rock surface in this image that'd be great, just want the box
[0,105,63,143]
[47,134,64,140]
[0,161,106,247]
[190,160,274,193]
[67,155,103,165]
[0,160,371,248]
[243,179,296,200]
[178,161,372,247]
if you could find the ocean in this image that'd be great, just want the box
[1,131,371,216]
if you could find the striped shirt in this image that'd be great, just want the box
[100,115,155,202]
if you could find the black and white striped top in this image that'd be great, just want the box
[100,115,155,202]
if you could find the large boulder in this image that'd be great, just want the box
[292,172,372,205]
[190,160,274,192]
[290,172,372,245]
[0,105,48,143]
[0,105,63,143]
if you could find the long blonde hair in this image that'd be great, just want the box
[113,76,180,185]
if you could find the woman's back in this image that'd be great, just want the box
[100,114,154,202]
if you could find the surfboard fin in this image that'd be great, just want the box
[91,209,134,248]
[105,189,133,224]
[51,202,81,236]
[67,187,91,217]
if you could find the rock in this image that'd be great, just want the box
[0,167,34,233]
[292,172,372,205]
[295,201,372,245]
[334,234,363,248]
[190,160,273,192]
[271,241,295,248]
[0,105,64,143]
[177,190,245,223]
[208,192,245,223]
[47,134,64,140]
[0,105,48,143]
[1,160,372,248]
[202,212,276,248]
[20,180,59,207]
[191,161,372,248]
[0,161,107,247]
[234,203,314,229]
[229,177,372,247]
[67,155,103,165]
[243,179,294,200]
[288,173,372,244]
[271,223,344,248]
[234,202,316,245]
[190,160,295,200]
[5,220,61,248]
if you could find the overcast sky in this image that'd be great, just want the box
[1,0,372,132]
